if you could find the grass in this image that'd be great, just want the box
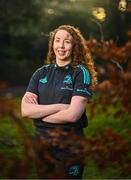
[85,103,131,138]
[83,157,122,179]
[83,104,131,179]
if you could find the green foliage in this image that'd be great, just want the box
[83,103,131,179]
[83,157,122,179]
[85,104,131,137]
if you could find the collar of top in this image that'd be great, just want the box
[54,63,72,71]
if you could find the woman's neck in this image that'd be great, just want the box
[56,59,71,67]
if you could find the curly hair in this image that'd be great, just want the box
[46,25,97,86]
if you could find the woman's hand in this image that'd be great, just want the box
[24,93,38,104]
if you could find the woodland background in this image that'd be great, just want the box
[0,0,131,179]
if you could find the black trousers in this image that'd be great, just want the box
[33,126,85,179]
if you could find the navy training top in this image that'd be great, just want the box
[26,63,92,131]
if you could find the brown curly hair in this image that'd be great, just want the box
[46,25,97,86]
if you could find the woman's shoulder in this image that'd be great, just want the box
[30,64,51,78]
[74,64,89,74]
[34,64,52,73]
[73,64,91,84]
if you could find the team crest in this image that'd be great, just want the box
[63,75,72,84]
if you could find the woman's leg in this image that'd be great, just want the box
[33,127,85,179]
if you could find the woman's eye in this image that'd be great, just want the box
[55,39,60,42]
[65,40,71,44]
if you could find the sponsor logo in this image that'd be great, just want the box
[39,77,47,84]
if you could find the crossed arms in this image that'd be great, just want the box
[21,92,87,123]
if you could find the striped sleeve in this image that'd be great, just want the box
[72,65,92,99]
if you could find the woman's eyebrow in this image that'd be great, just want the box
[54,37,60,39]
[55,36,72,41]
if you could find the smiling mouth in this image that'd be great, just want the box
[58,51,65,55]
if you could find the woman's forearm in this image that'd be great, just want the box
[21,102,69,119]
[42,108,75,123]
[42,105,85,123]
[21,92,69,119]
[42,96,87,124]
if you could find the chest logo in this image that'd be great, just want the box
[63,75,72,84]
[39,77,47,84]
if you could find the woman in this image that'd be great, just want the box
[21,25,97,179]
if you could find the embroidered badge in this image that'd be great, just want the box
[63,75,72,84]
[39,77,47,84]
[69,165,80,176]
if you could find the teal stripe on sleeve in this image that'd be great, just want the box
[77,65,90,84]
[81,66,90,84]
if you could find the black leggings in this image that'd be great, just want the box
[33,127,85,179]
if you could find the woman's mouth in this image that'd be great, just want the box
[58,50,65,56]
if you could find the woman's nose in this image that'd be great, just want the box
[59,41,64,48]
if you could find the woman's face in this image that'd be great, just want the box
[53,29,73,65]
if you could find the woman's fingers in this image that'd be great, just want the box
[24,95,38,104]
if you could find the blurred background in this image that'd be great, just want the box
[0,0,130,90]
[0,0,131,179]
